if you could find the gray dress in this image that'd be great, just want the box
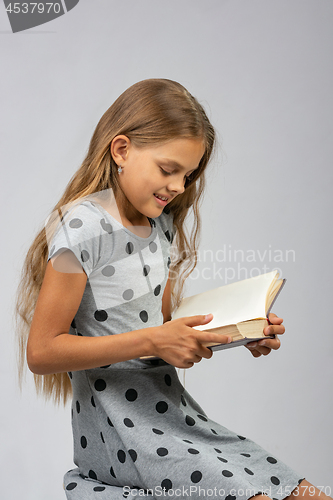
[47,200,303,500]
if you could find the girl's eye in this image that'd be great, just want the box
[159,168,172,176]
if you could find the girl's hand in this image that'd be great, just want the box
[151,314,231,368]
[245,313,285,358]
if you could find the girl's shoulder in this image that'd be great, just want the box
[46,200,114,277]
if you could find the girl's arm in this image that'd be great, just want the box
[27,254,230,374]
[161,273,172,323]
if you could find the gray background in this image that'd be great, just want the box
[1,1,332,498]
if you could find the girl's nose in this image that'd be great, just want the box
[167,176,185,195]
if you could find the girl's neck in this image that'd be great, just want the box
[95,187,152,238]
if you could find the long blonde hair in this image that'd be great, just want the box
[15,78,216,404]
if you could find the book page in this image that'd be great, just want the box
[172,270,279,330]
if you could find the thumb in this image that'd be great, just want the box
[183,313,214,327]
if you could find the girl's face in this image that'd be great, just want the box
[111,137,205,222]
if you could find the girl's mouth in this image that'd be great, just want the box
[153,194,169,206]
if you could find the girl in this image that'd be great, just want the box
[16,79,326,500]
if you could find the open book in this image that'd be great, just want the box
[172,270,286,351]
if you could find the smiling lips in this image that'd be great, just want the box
[154,193,169,201]
[153,193,170,206]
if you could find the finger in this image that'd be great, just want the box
[182,313,214,327]
[257,337,281,350]
[245,346,262,358]
[268,313,283,324]
[196,345,214,360]
[247,345,271,356]
[263,324,285,336]
[196,331,232,347]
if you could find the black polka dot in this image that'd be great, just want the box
[164,230,171,242]
[156,401,168,413]
[69,218,83,228]
[245,467,254,475]
[80,436,87,448]
[188,448,200,454]
[154,284,161,296]
[107,417,113,426]
[167,257,171,268]
[128,449,137,462]
[214,448,222,453]
[164,374,171,386]
[181,395,187,406]
[128,450,138,462]
[197,414,207,422]
[71,318,76,329]
[126,242,134,254]
[125,389,138,401]
[222,470,233,477]
[225,496,236,500]
[79,473,86,479]
[157,447,168,457]
[185,415,195,426]
[218,457,228,463]
[94,486,106,492]
[271,476,280,486]
[211,429,218,435]
[139,310,148,322]
[149,241,157,253]
[238,435,246,440]
[94,379,106,391]
[117,450,126,463]
[161,479,172,491]
[267,456,278,464]
[100,432,105,443]
[152,428,164,435]
[100,218,113,234]
[89,470,97,480]
[241,453,251,457]
[123,289,134,300]
[143,265,150,276]
[76,401,80,414]
[66,482,77,490]
[110,466,116,478]
[183,439,193,444]
[81,250,89,262]
[91,396,95,407]
[191,470,202,483]
[102,265,115,277]
[124,418,134,428]
[94,310,108,322]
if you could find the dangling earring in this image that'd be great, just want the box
[117,165,123,174]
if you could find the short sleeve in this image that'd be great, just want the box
[47,201,113,277]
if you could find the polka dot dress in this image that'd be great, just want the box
[48,199,304,499]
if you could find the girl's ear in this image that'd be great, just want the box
[110,135,131,165]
